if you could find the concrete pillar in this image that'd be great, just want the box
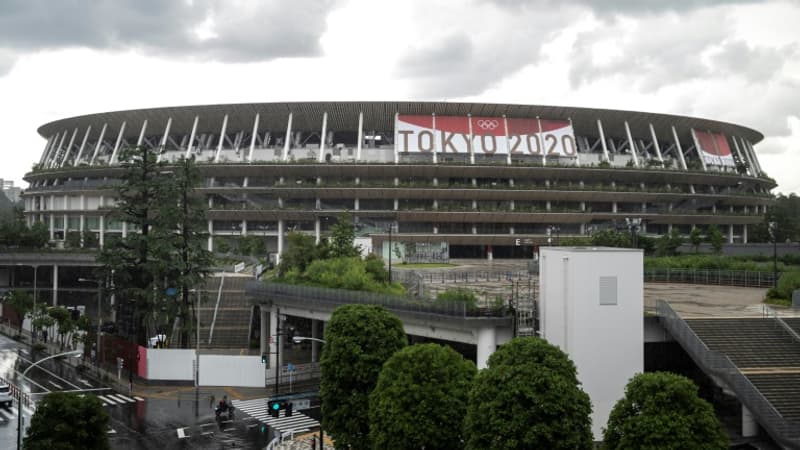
[52,264,59,306]
[742,405,758,437]
[311,319,321,363]
[277,220,285,265]
[487,246,493,261]
[269,306,278,369]
[743,224,748,244]
[260,306,268,358]
[476,326,497,369]
[728,224,734,244]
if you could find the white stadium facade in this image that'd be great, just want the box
[23,101,774,261]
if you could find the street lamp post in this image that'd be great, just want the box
[188,288,201,415]
[387,224,393,283]
[17,349,82,449]
[769,221,778,289]
[292,336,326,450]
[78,278,102,368]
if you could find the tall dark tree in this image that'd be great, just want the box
[369,343,476,450]
[97,147,211,347]
[158,156,213,348]
[328,212,362,258]
[603,372,727,449]
[25,391,110,450]
[3,289,33,336]
[465,337,593,450]
[320,304,406,450]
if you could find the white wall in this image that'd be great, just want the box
[199,355,264,387]
[540,247,643,442]
[147,349,195,381]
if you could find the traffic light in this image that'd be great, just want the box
[261,352,267,364]
[285,401,293,417]
[268,400,281,418]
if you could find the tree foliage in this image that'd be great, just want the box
[24,391,110,450]
[655,229,684,256]
[328,212,362,258]
[320,305,407,450]
[689,227,703,253]
[0,208,48,249]
[706,224,724,254]
[591,229,632,248]
[464,337,593,450]
[369,343,476,450]
[603,372,727,450]
[96,147,211,347]
[3,289,33,335]
[436,287,478,310]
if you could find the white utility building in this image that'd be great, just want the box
[539,246,643,441]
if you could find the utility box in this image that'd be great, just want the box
[539,247,643,441]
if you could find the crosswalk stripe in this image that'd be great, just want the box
[109,394,135,403]
[0,408,14,420]
[133,396,145,401]
[98,395,121,405]
[232,398,319,435]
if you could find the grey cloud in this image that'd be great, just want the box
[0,50,15,77]
[710,41,798,82]
[0,0,341,63]
[488,0,756,15]
[395,4,578,98]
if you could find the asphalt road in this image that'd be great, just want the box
[0,333,271,449]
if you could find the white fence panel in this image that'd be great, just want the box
[199,354,264,387]
[147,348,195,381]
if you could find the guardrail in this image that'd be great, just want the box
[762,305,800,346]
[645,269,778,288]
[0,375,33,409]
[247,282,509,318]
[657,300,800,449]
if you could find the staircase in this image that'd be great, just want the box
[188,275,253,351]
[514,280,537,337]
[657,302,800,448]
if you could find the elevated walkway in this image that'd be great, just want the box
[658,300,800,449]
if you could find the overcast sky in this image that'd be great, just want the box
[0,0,798,194]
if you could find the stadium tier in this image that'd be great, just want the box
[23,102,774,260]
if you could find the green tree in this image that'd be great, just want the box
[706,224,724,254]
[277,231,319,276]
[24,391,110,450]
[369,343,476,450]
[603,372,727,450]
[48,306,75,350]
[320,305,407,450]
[464,337,593,450]
[656,229,684,256]
[4,289,33,336]
[689,227,703,253]
[157,156,213,348]
[328,212,361,258]
[97,145,172,345]
[591,229,632,248]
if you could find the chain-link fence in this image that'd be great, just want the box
[645,269,778,288]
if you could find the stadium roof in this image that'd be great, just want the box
[38,101,764,144]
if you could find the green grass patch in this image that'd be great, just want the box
[393,263,458,269]
[764,297,792,307]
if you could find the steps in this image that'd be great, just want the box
[186,275,254,350]
[685,318,800,368]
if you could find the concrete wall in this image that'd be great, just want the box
[146,348,195,381]
[199,354,264,387]
[540,247,643,442]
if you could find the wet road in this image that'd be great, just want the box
[0,334,270,449]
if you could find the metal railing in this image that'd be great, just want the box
[247,282,508,318]
[657,300,800,449]
[416,270,534,285]
[762,305,800,346]
[645,269,778,288]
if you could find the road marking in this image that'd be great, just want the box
[78,378,93,387]
[133,396,145,401]
[113,394,136,403]
[107,428,117,434]
[22,405,35,416]
[0,408,14,420]
[19,349,29,355]
[98,395,121,405]
[177,427,188,439]
[17,355,81,390]
[48,380,63,389]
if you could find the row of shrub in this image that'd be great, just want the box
[644,254,800,272]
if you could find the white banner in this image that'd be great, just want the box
[396,115,577,157]
[695,130,736,167]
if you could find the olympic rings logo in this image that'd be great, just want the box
[476,119,499,130]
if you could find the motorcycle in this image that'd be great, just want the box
[215,402,234,421]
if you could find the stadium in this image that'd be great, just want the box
[22,101,774,261]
